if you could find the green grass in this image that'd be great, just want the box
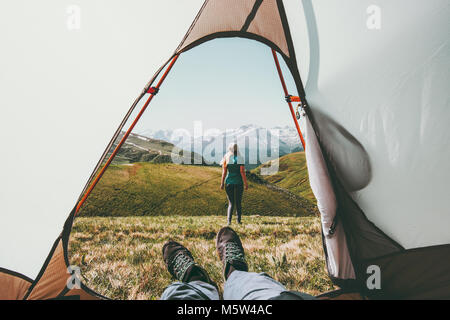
[68,215,335,300]
[69,152,332,299]
[77,162,318,217]
[253,152,316,204]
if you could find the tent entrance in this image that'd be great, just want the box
[63,38,329,300]
[75,49,306,214]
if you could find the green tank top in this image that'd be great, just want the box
[225,155,243,185]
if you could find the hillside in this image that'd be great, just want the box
[77,162,317,217]
[110,132,206,165]
[252,152,316,204]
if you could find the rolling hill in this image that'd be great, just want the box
[252,151,316,204]
[77,162,317,217]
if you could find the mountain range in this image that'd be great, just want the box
[135,124,302,168]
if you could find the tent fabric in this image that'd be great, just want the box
[0,0,205,279]
[24,238,70,299]
[66,0,450,299]
[297,0,450,295]
[0,268,33,300]
[23,230,104,300]
[1,0,449,300]
[297,0,450,249]
[304,115,355,280]
[360,244,450,299]
[317,289,366,300]
[176,0,290,58]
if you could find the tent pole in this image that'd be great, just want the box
[271,49,306,150]
[75,54,180,215]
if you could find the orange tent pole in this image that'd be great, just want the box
[271,49,306,150]
[75,54,180,214]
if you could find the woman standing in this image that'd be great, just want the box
[220,143,248,225]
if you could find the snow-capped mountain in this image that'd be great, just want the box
[136,124,302,167]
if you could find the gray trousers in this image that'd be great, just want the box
[160,270,315,300]
[225,184,244,224]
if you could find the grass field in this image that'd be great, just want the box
[68,215,335,300]
[77,156,318,217]
[69,151,333,299]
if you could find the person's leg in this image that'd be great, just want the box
[235,184,244,224]
[160,240,219,300]
[225,184,235,225]
[216,227,315,300]
[224,271,314,300]
[161,281,219,300]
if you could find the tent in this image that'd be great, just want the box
[1,0,449,300]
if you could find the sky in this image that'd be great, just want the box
[132,38,299,133]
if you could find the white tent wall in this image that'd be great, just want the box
[283,0,309,86]
[2,0,449,296]
[289,0,450,249]
[0,0,203,279]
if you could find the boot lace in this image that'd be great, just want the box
[169,251,194,280]
[224,242,245,263]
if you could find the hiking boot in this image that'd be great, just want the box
[216,227,248,280]
[162,241,215,285]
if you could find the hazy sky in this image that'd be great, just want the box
[132,38,299,133]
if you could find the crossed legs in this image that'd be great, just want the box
[160,227,314,300]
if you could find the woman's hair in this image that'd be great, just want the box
[221,143,239,165]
